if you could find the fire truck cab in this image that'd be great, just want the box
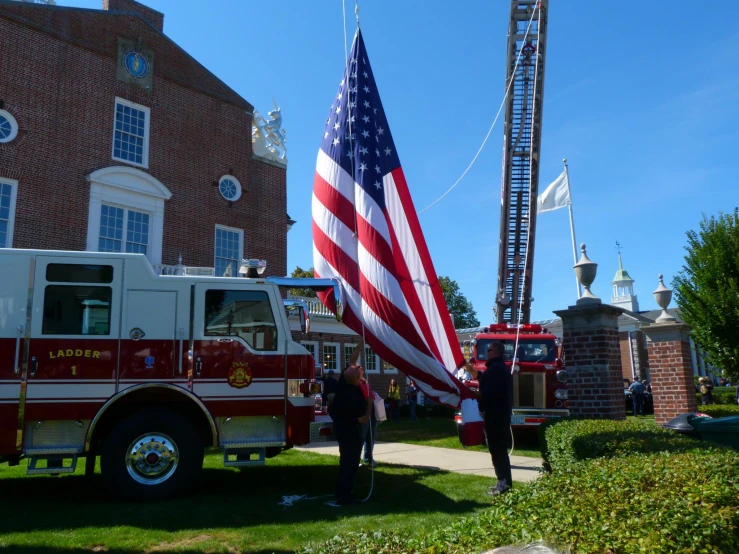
[0,249,338,499]
[459,323,568,426]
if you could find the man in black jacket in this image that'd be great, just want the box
[470,342,513,495]
[328,365,370,506]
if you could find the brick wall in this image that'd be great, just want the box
[618,333,633,382]
[103,0,164,31]
[646,337,697,426]
[554,304,626,420]
[0,4,285,274]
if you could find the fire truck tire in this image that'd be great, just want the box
[101,408,204,500]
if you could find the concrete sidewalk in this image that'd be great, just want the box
[297,441,543,483]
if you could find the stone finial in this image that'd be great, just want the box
[653,274,676,323]
[574,243,600,304]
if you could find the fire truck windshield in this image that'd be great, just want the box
[475,339,556,363]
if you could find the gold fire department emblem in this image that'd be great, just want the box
[227,362,252,388]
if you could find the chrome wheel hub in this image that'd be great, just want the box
[126,433,179,485]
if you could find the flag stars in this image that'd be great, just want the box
[359,162,367,172]
[346,151,354,161]
[362,115,370,123]
[361,129,370,138]
[374,164,381,174]
[363,100,370,108]
[334,122,340,131]
[360,146,368,155]
[363,85,370,93]
[374,180,381,190]
[375,149,380,157]
[335,106,342,114]
[363,71,368,78]
[333,137,340,146]
[384,147,392,156]
[377,127,385,135]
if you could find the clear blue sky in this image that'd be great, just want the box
[63,0,739,322]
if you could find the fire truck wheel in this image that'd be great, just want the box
[101,408,204,500]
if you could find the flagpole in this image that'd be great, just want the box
[563,158,582,299]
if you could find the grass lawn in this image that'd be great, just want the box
[375,417,543,459]
[0,449,495,553]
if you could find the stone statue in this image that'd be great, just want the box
[252,100,287,164]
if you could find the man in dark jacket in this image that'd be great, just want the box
[328,365,369,506]
[470,342,513,495]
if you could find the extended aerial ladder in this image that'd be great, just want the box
[496,0,548,324]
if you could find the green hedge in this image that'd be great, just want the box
[301,448,739,554]
[543,418,700,472]
[698,404,739,418]
[695,386,737,405]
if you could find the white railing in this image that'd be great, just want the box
[152,264,215,276]
[287,294,335,317]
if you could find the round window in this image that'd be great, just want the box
[0,110,18,143]
[218,176,242,201]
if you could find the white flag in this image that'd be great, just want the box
[537,170,571,213]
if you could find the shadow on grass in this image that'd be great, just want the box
[0,461,488,537]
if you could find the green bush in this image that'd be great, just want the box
[544,418,700,472]
[695,386,737,405]
[301,449,739,554]
[698,404,739,418]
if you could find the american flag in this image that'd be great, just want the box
[312,30,474,408]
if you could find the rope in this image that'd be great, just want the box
[419,6,540,214]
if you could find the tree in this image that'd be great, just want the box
[673,209,739,383]
[439,276,480,329]
[289,266,317,297]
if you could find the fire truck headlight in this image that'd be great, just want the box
[556,370,567,383]
[554,389,568,400]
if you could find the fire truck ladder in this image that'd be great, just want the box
[496,0,548,325]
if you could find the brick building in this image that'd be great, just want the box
[0,0,288,276]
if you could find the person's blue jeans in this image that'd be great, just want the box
[363,411,378,462]
[632,394,645,416]
[408,399,417,421]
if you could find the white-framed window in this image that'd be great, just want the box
[0,110,19,143]
[218,175,242,202]
[112,97,150,168]
[301,340,318,363]
[322,342,340,372]
[86,166,171,264]
[214,225,243,277]
[0,178,19,248]
[344,343,358,368]
[97,203,150,255]
[382,359,398,373]
[364,345,379,373]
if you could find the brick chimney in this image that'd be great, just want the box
[103,0,164,32]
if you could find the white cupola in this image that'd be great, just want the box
[611,251,639,313]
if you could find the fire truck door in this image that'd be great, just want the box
[191,283,286,416]
[121,290,179,383]
[0,254,31,454]
[24,257,123,426]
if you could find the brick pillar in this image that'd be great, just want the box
[642,323,697,426]
[553,303,626,419]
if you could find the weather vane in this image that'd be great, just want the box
[615,241,622,254]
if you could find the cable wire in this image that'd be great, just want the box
[419,6,539,214]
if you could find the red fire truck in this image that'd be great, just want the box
[0,249,337,499]
[457,323,568,428]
